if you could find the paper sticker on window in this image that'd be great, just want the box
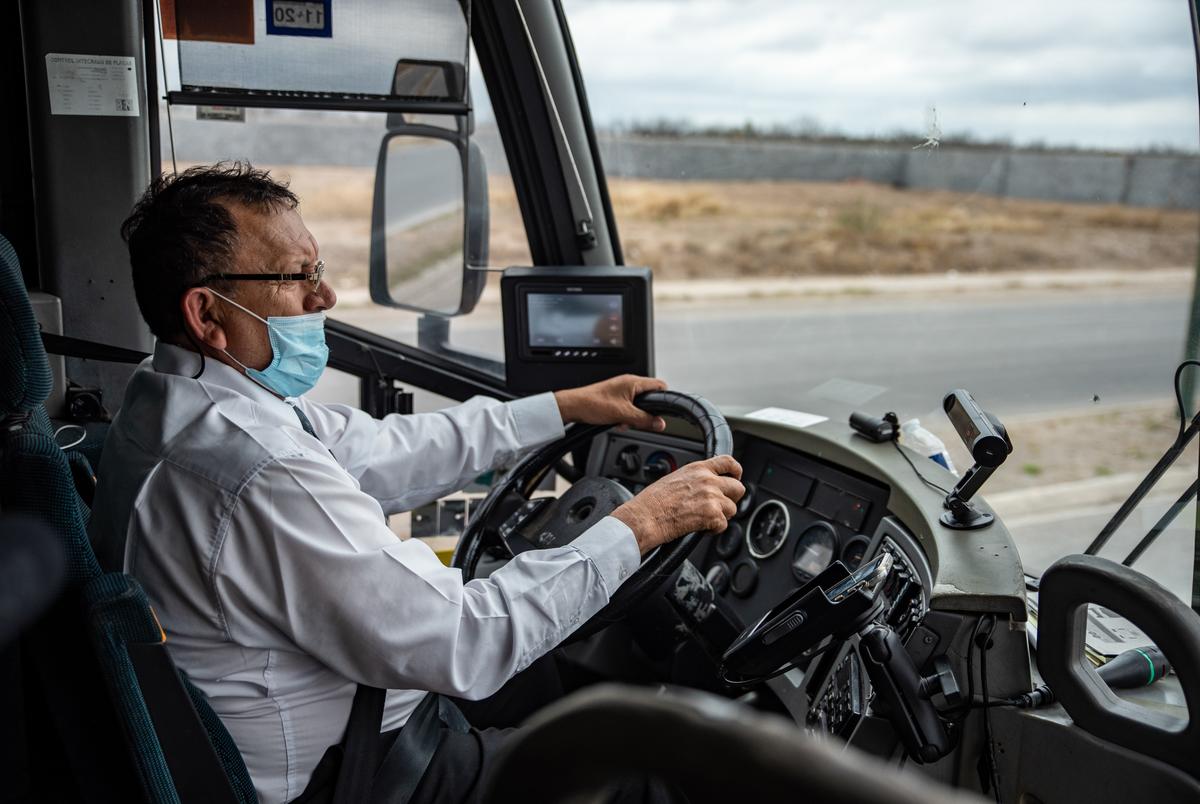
[267,0,332,38]
[45,54,140,118]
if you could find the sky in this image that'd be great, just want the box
[559,0,1200,151]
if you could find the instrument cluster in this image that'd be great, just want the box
[699,436,892,627]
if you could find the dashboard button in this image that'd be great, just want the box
[762,610,807,646]
[735,482,756,518]
[730,559,759,597]
[714,522,743,559]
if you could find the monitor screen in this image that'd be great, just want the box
[527,293,624,348]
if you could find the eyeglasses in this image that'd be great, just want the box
[205,260,326,291]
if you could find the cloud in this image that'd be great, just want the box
[562,0,1199,150]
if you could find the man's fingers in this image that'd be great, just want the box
[626,407,666,432]
[631,376,668,395]
[717,475,746,502]
[704,454,743,480]
[718,495,738,521]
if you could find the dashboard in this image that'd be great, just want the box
[590,427,934,742]
[591,429,930,632]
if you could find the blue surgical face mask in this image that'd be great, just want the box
[210,290,329,398]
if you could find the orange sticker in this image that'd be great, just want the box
[168,0,255,45]
[161,0,177,39]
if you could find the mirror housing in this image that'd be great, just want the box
[368,127,488,316]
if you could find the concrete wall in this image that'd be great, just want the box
[597,135,1200,210]
[165,111,1200,210]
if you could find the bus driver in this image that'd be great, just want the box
[89,163,745,804]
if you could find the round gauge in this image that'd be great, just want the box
[730,559,759,597]
[841,535,872,570]
[706,561,731,595]
[746,500,791,559]
[735,482,756,518]
[714,522,743,559]
[791,521,838,582]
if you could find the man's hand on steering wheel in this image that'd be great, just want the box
[456,386,741,637]
[554,374,670,432]
[612,456,745,555]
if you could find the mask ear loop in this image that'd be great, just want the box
[184,328,207,380]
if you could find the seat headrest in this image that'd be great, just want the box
[484,684,981,803]
[0,234,52,418]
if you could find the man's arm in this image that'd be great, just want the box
[215,449,741,698]
[298,393,565,514]
[217,453,639,697]
[297,375,670,515]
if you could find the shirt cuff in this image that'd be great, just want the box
[508,392,566,448]
[570,516,642,598]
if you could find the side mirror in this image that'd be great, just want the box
[368,127,489,317]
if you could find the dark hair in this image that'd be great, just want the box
[120,161,299,341]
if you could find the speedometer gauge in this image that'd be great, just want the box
[746,500,790,558]
[792,521,838,582]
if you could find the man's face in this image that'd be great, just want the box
[211,203,337,372]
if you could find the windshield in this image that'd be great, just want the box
[561,0,1200,598]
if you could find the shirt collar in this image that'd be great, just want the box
[151,341,290,410]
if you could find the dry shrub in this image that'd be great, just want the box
[609,184,725,221]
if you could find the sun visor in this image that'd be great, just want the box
[166,0,471,113]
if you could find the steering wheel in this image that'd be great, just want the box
[452,390,733,640]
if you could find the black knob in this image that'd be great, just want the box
[644,457,673,480]
[730,560,759,597]
[736,483,756,518]
[714,522,743,559]
[918,655,963,708]
[616,446,641,476]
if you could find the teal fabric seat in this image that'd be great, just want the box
[0,232,256,804]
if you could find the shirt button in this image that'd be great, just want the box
[619,568,629,579]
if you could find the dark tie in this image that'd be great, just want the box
[291,404,317,437]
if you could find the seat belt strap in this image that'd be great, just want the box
[369,693,468,804]
[40,332,149,364]
[331,684,387,804]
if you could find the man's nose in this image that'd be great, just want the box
[306,281,337,313]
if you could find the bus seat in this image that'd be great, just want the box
[484,684,982,804]
[0,231,256,803]
[0,233,53,419]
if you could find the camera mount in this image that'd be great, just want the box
[939,389,1012,530]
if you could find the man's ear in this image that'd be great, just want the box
[180,288,228,351]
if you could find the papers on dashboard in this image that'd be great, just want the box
[745,407,829,429]
[1026,592,1154,666]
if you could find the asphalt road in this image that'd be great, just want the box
[443,289,1193,419]
[384,142,462,231]
[1009,490,1196,599]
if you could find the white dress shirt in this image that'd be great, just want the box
[88,342,641,804]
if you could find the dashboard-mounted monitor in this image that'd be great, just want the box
[501,266,654,393]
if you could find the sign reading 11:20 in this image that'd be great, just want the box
[267,0,332,38]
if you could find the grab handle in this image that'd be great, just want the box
[1037,555,1200,779]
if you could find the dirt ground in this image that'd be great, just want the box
[262,165,1200,290]
[608,178,1200,280]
